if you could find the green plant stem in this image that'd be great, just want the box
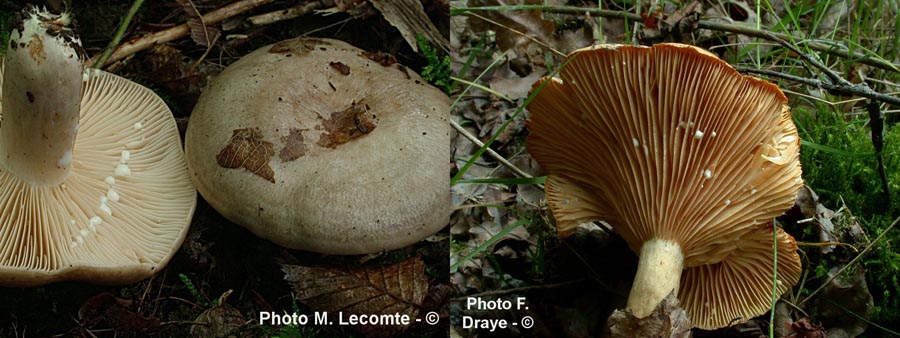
[821,298,900,336]
[799,215,900,306]
[450,218,531,272]
[93,0,144,68]
[770,221,778,338]
[452,5,900,72]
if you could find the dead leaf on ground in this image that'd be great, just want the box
[371,0,450,52]
[176,0,222,47]
[813,266,873,338]
[191,290,245,338]
[283,256,429,338]
[786,317,827,338]
[608,292,691,338]
[78,292,161,332]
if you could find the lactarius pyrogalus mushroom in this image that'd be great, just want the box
[0,7,196,286]
[526,43,803,329]
[185,37,450,255]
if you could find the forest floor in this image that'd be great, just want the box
[450,0,900,337]
[0,1,450,337]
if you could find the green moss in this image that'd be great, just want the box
[794,102,900,324]
[416,35,451,94]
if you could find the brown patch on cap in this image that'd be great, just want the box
[26,91,35,103]
[279,128,307,161]
[329,62,350,75]
[269,38,331,56]
[216,128,276,183]
[360,51,397,67]
[28,35,46,64]
[316,101,377,148]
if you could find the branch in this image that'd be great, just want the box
[86,0,276,68]
[453,5,900,73]
[451,119,533,179]
[735,67,900,107]
[93,0,144,68]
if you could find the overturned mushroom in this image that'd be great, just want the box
[0,7,196,286]
[526,43,803,329]
[185,37,450,255]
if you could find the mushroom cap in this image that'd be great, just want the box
[526,43,803,328]
[0,67,197,286]
[185,37,450,255]
[680,225,801,329]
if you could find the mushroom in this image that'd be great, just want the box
[525,43,803,329]
[185,37,450,255]
[0,7,196,286]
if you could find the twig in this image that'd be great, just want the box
[453,5,900,72]
[799,215,900,306]
[93,0,144,68]
[450,278,588,300]
[734,67,900,107]
[451,119,532,179]
[86,0,275,68]
[247,0,331,26]
[866,101,891,205]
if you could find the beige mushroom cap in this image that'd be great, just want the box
[185,37,450,255]
[0,68,196,286]
[526,43,802,328]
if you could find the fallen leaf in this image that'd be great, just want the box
[176,0,222,48]
[370,0,450,52]
[283,256,429,338]
[813,266,873,338]
[191,290,245,338]
[316,101,377,148]
[216,128,276,183]
[78,292,160,332]
[608,292,691,338]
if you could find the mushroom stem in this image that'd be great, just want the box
[626,238,685,317]
[1,7,82,186]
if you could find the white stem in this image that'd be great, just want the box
[1,7,82,186]
[626,238,685,317]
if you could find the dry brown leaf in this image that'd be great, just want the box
[190,290,245,337]
[814,266,873,338]
[370,0,450,52]
[176,0,222,48]
[468,0,557,54]
[608,292,691,338]
[78,292,161,332]
[283,256,429,338]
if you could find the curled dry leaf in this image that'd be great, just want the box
[191,290,245,338]
[607,292,691,338]
[814,266,873,338]
[370,0,450,52]
[176,0,222,47]
[283,256,429,338]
